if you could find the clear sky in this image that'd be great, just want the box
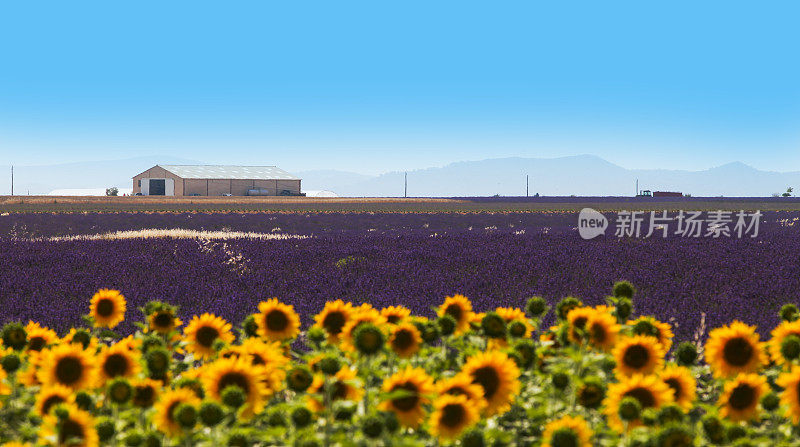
[1,1,798,174]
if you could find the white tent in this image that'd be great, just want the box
[303,190,338,198]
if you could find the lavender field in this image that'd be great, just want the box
[2,210,799,343]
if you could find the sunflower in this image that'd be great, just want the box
[542,415,592,447]
[255,298,301,342]
[202,357,267,419]
[718,373,768,422]
[0,368,8,397]
[437,295,476,335]
[148,309,183,335]
[39,403,98,447]
[24,321,58,352]
[768,319,800,366]
[313,300,354,343]
[97,343,141,385]
[307,366,363,412]
[585,310,620,351]
[116,334,141,352]
[381,305,411,325]
[34,384,75,417]
[603,374,674,432]
[705,321,767,378]
[154,387,202,437]
[389,323,422,358]
[612,335,665,378]
[461,351,520,416]
[89,289,126,329]
[429,394,481,440]
[133,378,162,408]
[60,328,99,351]
[777,367,800,423]
[236,337,289,394]
[659,365,697,411]
[37,344,96,391]
[18,351,43,386]
[379,366,435,428]
[340,307,387,352]
[628,316,675,352]
[566,307,596,345]
[182,313,235,360]
[436,374,487,410]
[495,307,535,338]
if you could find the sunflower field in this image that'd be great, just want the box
[3,282,800,446]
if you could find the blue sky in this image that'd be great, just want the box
[0,1,798,174]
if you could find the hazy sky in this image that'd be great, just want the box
[1,1,798,174]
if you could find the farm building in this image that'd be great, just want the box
[132,165,302,196]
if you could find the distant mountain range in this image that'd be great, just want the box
[2,154,798,197]
[298,155,800,197]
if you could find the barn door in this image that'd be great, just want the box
[150,179,166,195]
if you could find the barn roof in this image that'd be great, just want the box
[159,165,299,180]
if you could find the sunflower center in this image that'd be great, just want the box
[440,403,466,428]
[42,395,65,415]
[386,315,402,324]
[153,312,173,328]
[472,366,501,400]
[29,336,47,351]
[266,310,289,332]
[331,381,348,400]
[578,385,603,406]
[590,323,607,343]
[445,304,463,322]
[623,345,650,369]
[58,418,85,444]
[391,383,420,412]
[550,428,580,447]
[167,401,182,423]
[445,386,468,397]
[195,326,220,348]
[573,317,588,330]
[729,384,756,410]
[103,353,130,378]
[624,387,656,408]
[723,337,754,367]
[55,356,84,385]
[250,353,266,366]
[97,299,115,317]
[134,385,155,407]
[218,372,250,396]
[10,328,25,344]
[665,378,683,400]
[392,329,414,351]
[322,312,347,335]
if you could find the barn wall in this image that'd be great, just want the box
[184,179,207,196]
[207,179,231,196]
[132,167,184,196]
[277,180,301,194]
[231,180,255,196]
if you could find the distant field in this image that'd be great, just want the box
[2,195,800,212]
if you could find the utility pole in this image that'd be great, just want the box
[10,166,13,196]
[635,178,638,196]
[404,172,407,198]
[526,174,529,197]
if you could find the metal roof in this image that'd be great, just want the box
[159,165,299,180]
